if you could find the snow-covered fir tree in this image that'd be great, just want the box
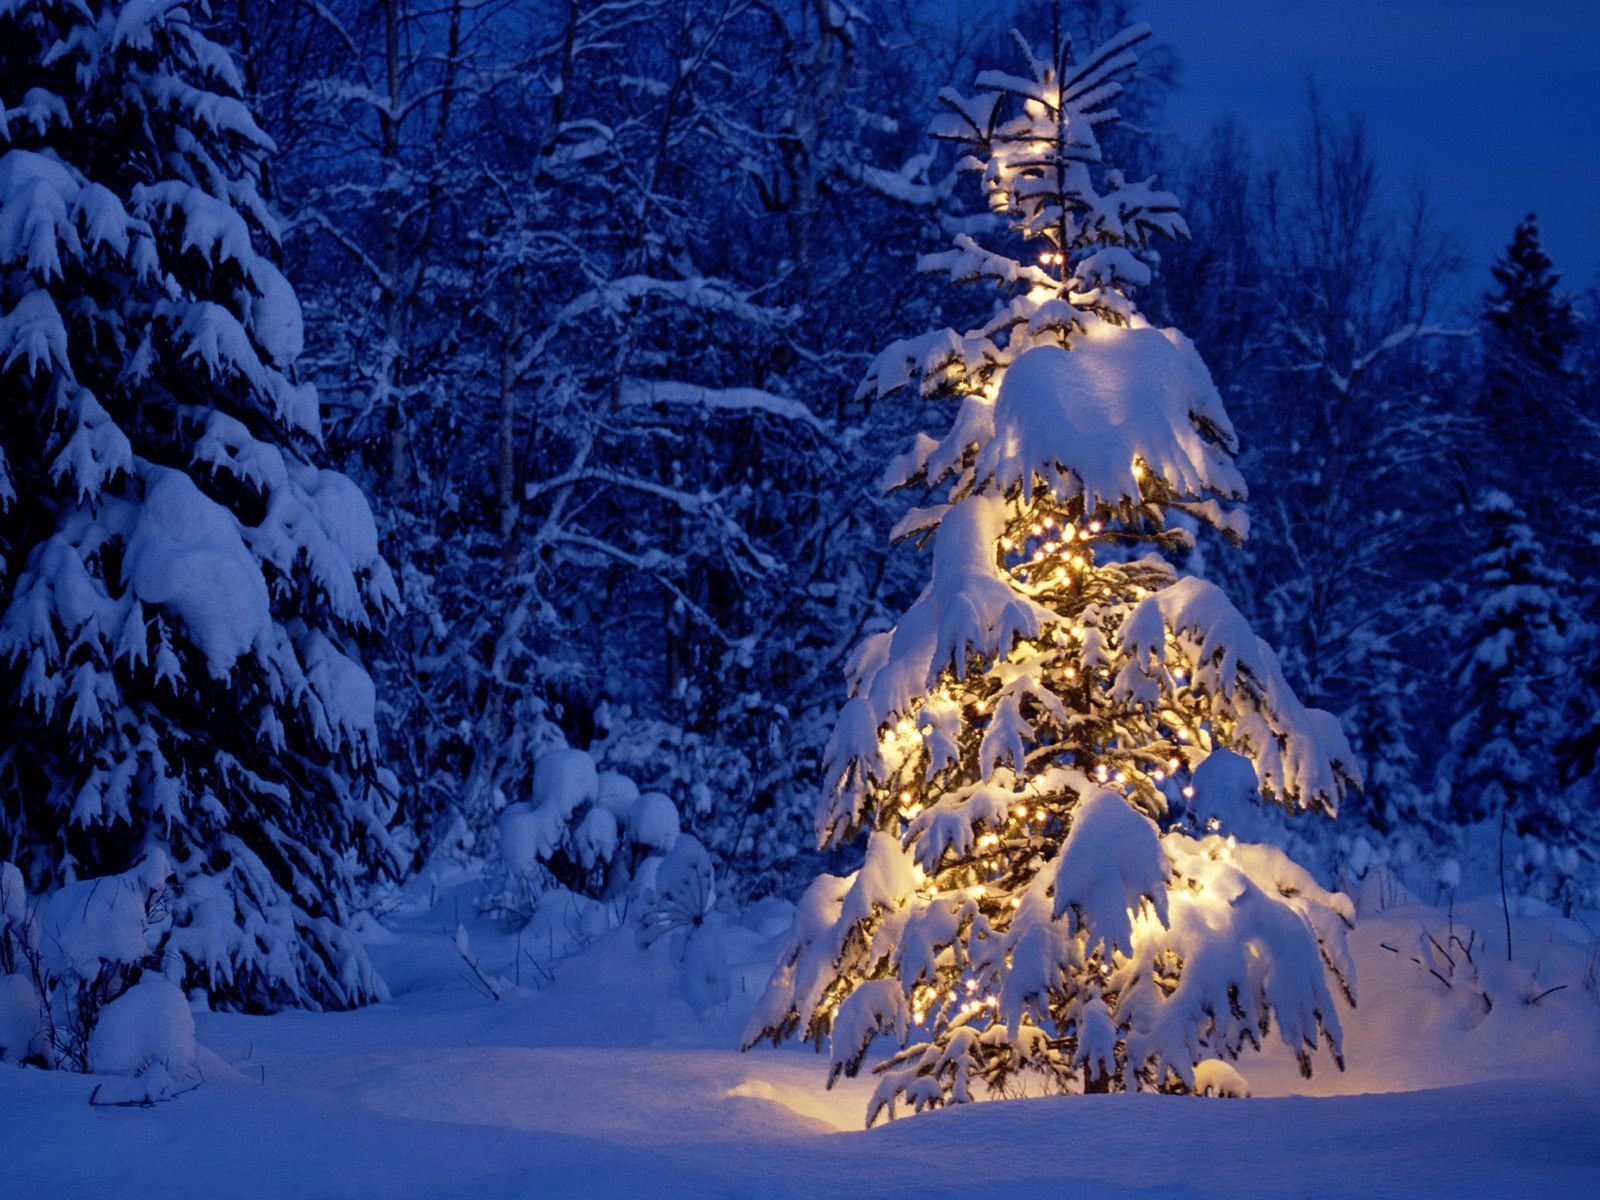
[0,0,397,1008]
[744,23,1361,1124]
[1440,493,1586,890]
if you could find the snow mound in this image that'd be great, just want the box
[89,976,197,1079]
[39,851,171,979]
[595,771,640,817]
[632,793,681,853]
[533,748,599,818]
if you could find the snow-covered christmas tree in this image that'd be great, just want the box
[744,22,1360,1124]
[0,0,397,1009]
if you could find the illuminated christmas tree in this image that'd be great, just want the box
[744,22,1361,1124]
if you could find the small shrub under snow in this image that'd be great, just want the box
[1,854,198,1098]
[486,748,683,922]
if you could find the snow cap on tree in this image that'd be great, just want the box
[746,20,1359,1124]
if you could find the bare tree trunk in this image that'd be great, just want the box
[380,0,408,499]
[498,289,524,568]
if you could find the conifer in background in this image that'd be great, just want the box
[0,0,398,1009]
[1441,493,1588,905]
[1478,214,1578,530]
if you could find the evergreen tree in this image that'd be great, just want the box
[1478,215,1578,531]
[1557,288,1600,806]
[0,0,397,1008]
[744,23,1358,1124]
[1441,494,1584,868]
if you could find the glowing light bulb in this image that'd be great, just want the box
[1183,786,1196,799]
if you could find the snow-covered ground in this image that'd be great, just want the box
[3,881,1597,1199]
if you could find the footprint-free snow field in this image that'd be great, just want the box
[3,884,1597,1199]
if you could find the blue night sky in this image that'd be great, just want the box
[1136,0,1600,298]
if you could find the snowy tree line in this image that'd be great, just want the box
[2,0,1598,1040]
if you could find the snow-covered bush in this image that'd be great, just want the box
[0,0,397,1010]
[485,748,682,920]
[1,854,196,1096]
[0,861,49,1065]
[638,834,730,1014]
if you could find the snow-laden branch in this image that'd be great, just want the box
[1285,322,1473,394]
[618,379,825,432]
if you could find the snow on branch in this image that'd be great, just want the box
[974,324,1245,522]
[619,379,825,432]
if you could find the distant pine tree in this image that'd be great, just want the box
[0,0,398,1009]
[1478,215,1578,532]
[1441,493,1583,856]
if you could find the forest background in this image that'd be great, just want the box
[225,0,1598,909]
[19,0,1600,932]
